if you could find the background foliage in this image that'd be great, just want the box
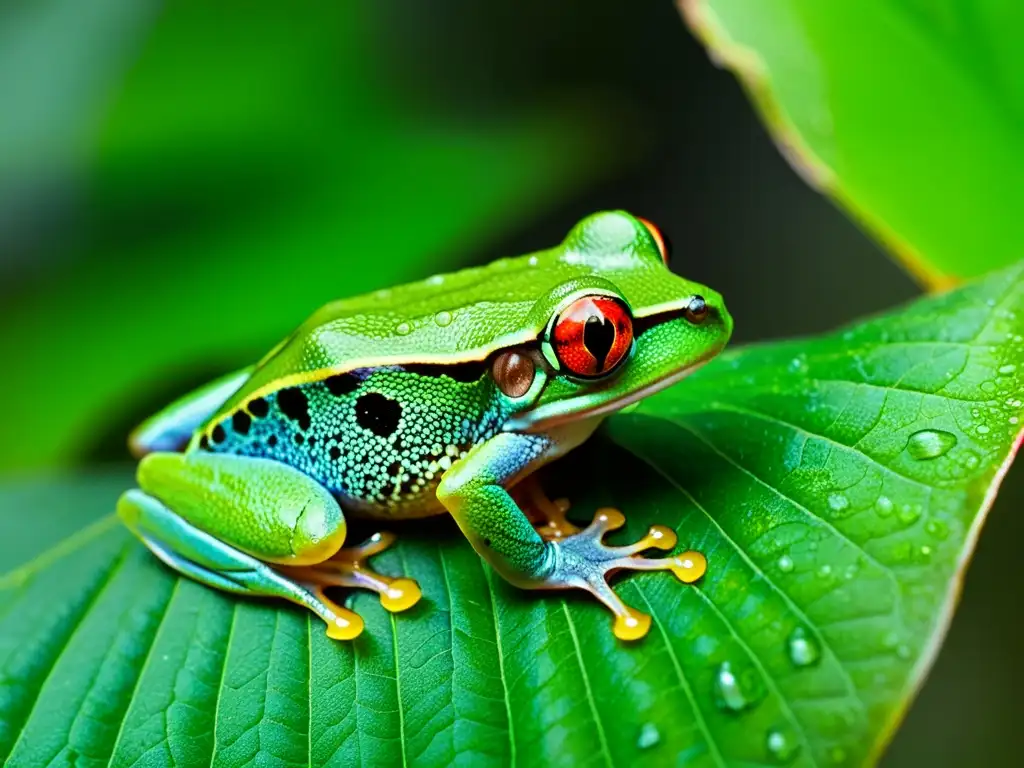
[1,0,1022,765]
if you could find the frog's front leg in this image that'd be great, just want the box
[117,452,420,640]
[437,433,708,641]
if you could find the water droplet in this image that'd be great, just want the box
[963,452,980,469]
[1011,416,1020,425]
[976,424,991,435]
[906,429,957,460]
[426,274,445,286]
[897,643,912,660]
[527,255,539,267]
[881,630,900,649]
[817,564,832,578]
[766,727,800,762]
[434,310,453,327]
[998,363,1017,375]
[875,496,894,516]
[637,722,660,749]
[777,555,794,573]
[925,519,949,539]
[374,288,392,300]
[843,563,858,580]
[898,504,921,524]
[395,322,412,336]
[714,661,763,712]
[787,627,821,667]
[827,493,849,513]
[788,355,808,373]
[919,545,932,561]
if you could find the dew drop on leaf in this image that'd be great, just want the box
[906,429,957,460]
[817,564,832,578]
[786,626,821,667]
[766,727,800,762]
[713,661,763,712]
[998,363,1017,375]
[827,493,849,513]
[976,424,991,435]
[395,321,412,335]
[636,722,660,749]
[777,554,794,573]
[875,495,894,516]
[434,310,453,327]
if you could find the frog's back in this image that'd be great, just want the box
[210,211,703,424]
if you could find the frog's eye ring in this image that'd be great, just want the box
[492,350,536,398]
[550,295,633,378]
[637,217,671,265]
[684,295,708,324]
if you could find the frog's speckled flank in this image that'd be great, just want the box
[119,210,734,642]
[200,365,517,517]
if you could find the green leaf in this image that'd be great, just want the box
[680,0,1024,289]
[2,264,1022,766]
[0,0,619,472]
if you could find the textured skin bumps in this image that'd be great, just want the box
[200,365,523,517]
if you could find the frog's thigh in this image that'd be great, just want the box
[134,451,347,565]
[117,488,364,640]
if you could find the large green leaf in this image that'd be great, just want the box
[680,0,1024,289]
[2,264,1022,766]
[0,0,618,472]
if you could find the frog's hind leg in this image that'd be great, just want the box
[118,489,366,639]
[278,532,422,614]
[120,451,422,640]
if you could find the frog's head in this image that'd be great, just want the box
[498,211,733,432]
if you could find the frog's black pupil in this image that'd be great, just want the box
[583,312,615,371]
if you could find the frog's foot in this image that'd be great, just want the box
[280,532,422,615]
[516,478,580,540]
[545,507,707,641]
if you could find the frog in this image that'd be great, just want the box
[118,210,733,641]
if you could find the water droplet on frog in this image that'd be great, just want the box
[766,727,800,762]
[777,555,794,573]
[787,627,820,667]
[906,429,957,460]
[976,424,991,435]
[714,661,762,712]
[395,322,412,336]
[788,356,808,373]
[636,722,660,749]
[875,496,894,516]
[827,493,849,513]
[999,363,1017,375]
[434,310,453,327]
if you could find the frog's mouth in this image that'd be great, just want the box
[503,356,712,434]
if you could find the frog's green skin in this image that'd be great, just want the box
[117,211,733,641]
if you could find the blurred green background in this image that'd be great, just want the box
[0,0,1018,764]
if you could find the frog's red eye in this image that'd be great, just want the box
[637,217,671,265]
[550,295,633,378]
